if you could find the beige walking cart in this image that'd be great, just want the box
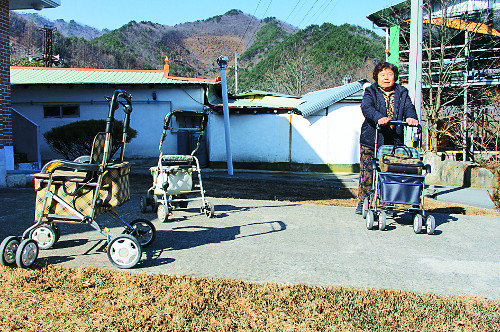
[0,90,155,269]
[140,110,215,222]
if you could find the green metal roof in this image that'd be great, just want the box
[10,67,218,85]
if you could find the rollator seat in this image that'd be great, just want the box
[31,170,88,183]
[161,154,194,163]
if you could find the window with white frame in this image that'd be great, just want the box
[43,105,80,118]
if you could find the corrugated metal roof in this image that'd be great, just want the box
[295,79,369,117]
[10,66,217,85]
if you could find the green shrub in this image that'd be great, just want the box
[43,119,138,161]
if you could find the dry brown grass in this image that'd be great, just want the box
[3,173,493,331]
[1,265,499,331]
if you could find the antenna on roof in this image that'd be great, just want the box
[31,26,63,67]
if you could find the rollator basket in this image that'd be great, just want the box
[379,172,425,206]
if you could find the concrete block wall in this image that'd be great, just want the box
[423,152,498,188]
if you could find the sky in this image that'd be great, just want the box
[15,0,402,33]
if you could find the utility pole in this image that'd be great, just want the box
[217,56,234,175]
[234,50,238,94]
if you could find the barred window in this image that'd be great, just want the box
[43,105,80,118]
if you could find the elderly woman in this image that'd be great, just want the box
[355,61,419,215]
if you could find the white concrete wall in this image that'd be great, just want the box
[11,85,205,159]
[208,113,290,163]
[208,103,365,166]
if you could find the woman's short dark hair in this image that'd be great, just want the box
[373,61,399,82]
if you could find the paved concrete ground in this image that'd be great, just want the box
[1,187,499,299]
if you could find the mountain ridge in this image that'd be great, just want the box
[9,10,384,94]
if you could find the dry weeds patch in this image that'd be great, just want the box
[0,265,498,331]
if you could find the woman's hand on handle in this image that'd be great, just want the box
[377,117,391,126]
[406,117,419,126]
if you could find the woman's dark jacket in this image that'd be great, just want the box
[360,82,417,149]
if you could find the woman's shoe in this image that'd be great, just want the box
[355,202,363,215]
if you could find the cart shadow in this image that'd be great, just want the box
[51,238,89,249]
[383,212,457,235]
[140,220,287,267]
[156,203,298,222]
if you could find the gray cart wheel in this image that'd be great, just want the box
[123,219,156,248]
[157,203,169,223]
[413,214,423,234]
[178,194,189,209]
[52,224,61,242]
[15,239,38,268]
[426,215,436,235]
[139,195,148,213]
[362,197,369,219]
[30,225,57,250]
[204,201,215,218]
[0,236,20,266]
[152,195,159,213]
[107,234,141,269]
[379,211,387,231]
[366,211,375,230]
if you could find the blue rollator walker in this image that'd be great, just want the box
[362,120,435,234]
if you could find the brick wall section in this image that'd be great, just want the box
[0,0,11,149]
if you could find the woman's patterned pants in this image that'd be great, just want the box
[358,146,375,204]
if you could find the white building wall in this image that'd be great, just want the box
[291,104,364,164]
[208,103,365,166]
[208,113,290,162]
[11,85,205,159]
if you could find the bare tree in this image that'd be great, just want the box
[379,0,500,159]
[263,50,323,96]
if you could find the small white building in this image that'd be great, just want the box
[207,80,369,172]
[10,66,217,163]
[11,66,368,174]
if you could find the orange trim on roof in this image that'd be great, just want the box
[424,18,500,37]
[164,75,217,83]
[10,66,164,73]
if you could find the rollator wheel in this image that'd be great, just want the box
[152,196,159,213]
[203,201,215,218]
[379,211,387,231]
[179,194,188,209]
[366,211,375,230]
[0,236,20,266]
[139,195,148,213]
[362,197,369,219]
[413,214,423,234]
[52,224,61,242]
[123,219,156,248]
[426,215,436,235]
[15,239,39,269]
[157,203,169,223]
[30,225,57,250]
[107,234,141,269]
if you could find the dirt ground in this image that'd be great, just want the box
[130,174,500,218]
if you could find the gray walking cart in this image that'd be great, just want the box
[140,110,215,222]
[0,90,156,269]
[362,120,435,234]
